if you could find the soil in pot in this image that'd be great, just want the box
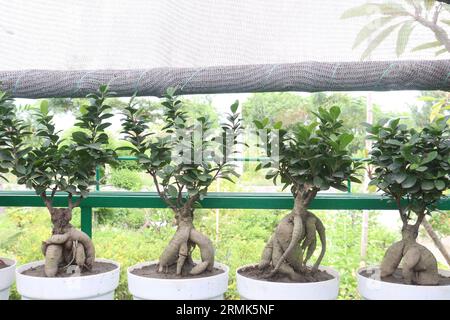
[131,263,224,279]
[238,265,333,283]
[360,268,450,286]
[21,261,117,278]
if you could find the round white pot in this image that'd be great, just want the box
[0,258,16,300]
[16,258,120,300]
[236,264,340,300]
[357,266,450,300]
[128,261,229,300]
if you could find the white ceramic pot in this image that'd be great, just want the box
[128,261,229,300]
[16,258,120,300]
[0,258,16,300]
[236,264,340,300]
[357,266,450,300]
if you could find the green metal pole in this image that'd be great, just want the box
[81,207,93,238]
[347,179,352,193]
[95,166,101,191]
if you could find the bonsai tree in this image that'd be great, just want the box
[0,90,21,268]
[253,106,362,281]
[0,85,116,277]
[366,116,450,285]
[120,88,243,276]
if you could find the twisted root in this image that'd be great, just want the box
[259,210,326,280]
[158,225,214,276]
[381,224,439,285]
[42,227,95,277]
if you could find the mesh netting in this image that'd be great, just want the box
[1,0,450,97]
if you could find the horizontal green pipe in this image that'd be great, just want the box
[0,191,448,210]
[116,156,370,162]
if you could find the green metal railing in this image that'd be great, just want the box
[1,156,448,238]
[0,191,449,238]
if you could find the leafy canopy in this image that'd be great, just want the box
[254,106,362,196]
[0,90,30,182]
[366,116,450,219]
[0,85,117,203]
[120,88,244,211]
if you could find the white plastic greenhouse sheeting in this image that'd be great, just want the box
[0,0,447,71]
[1,1,450,97]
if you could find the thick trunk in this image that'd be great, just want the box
[43,206,95,277]
[260,195,327,280]
[380,224,439,285]
[158,207,215,276]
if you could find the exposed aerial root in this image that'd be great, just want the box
[270,214,303,276]
[259,209,327,279]
[42,207,95,277]
[158,225,191,274]
[157,217,215,276]
[380,224,439,285]
[189,229,214,274]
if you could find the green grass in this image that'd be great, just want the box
[0,207,400,300]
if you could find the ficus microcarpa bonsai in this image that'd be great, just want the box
[366,116,450,285]
[0,85,116,277]
[253,106,362,281]
[120,88,244,276]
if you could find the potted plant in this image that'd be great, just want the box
[0,85,121,300]
[0,90,18,299]
[236,106,362,300]
[121,88,243,300]
[358,117,450,300]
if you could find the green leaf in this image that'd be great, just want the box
[0,150,14,162]
[313,176,324,188]
[167,185,178,198]
[338,133,354,149]
[396,21,415,57]
[329,106,341,120]
[253,120,263,129]
[385,139,402,146]
[393,172,407,184]
[434,180,446,191]
[80,104,88,115]
[40,100,49,115]
[411,41,442,52]
[273,121,283,130]
[420,151,437,165]
[230,100,239,113]
[421,180,435,191]
[361,24,402,60]
[401,176,417,188]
